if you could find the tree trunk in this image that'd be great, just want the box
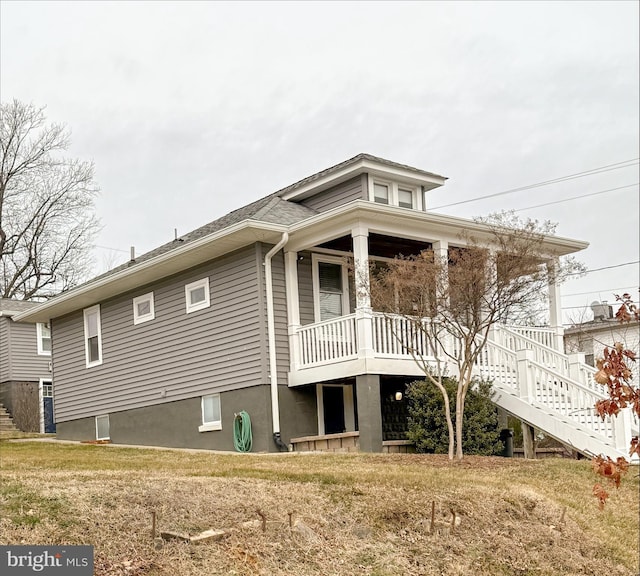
[522,422,536,459]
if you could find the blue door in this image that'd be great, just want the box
[42,381,56,433]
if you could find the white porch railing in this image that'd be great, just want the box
[297,314,357,367]
[372,314,435,358]
[292,315,635,459]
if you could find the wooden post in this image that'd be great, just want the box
[522,422,536,459]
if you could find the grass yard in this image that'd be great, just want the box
[0,440,638,576]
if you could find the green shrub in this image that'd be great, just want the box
[406,378,503,455]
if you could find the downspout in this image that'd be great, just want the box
[264,232,289,451]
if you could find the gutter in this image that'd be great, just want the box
[263,232,290,451]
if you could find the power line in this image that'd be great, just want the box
[567,260,640,277]
[431,158,639,210]
[513,183,638,213]
[563,286,638,298]
[94,245,129,254]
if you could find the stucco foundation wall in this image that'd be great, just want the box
[56,384,319,452]
[278,385,318,442]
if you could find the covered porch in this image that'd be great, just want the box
[280,202,571,453]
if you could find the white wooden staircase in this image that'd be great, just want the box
[476,324,637,460]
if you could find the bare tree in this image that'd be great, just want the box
[0,100,100,300]
[367,212,584,460]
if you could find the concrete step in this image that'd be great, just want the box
[0,403,18,432]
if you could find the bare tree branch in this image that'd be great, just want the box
[0,100,100,300]
[366,211,585,460]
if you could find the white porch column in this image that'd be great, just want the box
[547,258,564,352]
[284,250,301,371]
[352,224,374,358]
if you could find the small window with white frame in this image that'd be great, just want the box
[398,188,414,209]
[373,182,389,204]
[185,278,210,314]
[133,292,155,325]
[83,305,103,368]
[368,176,422,210]
[36,322,52,356]
[199,393,222,432]
[95,414,110,440]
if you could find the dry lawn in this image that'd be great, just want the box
[0,440,638,576]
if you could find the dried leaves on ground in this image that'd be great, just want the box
[0,442,638,576]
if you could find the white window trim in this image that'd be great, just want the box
[311,254,350,323]
[38,378,53,434]
[83,305,103,368]
[185,278,211,314]
[199,393,222,432]
[133,292,155,325]
[95,414,110,440]
[367,175,423,210]
[36,322,52,356]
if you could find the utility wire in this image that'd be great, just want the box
[567,260,640,277]
[513,183,638,212]
[431,158,639,210]
[564,287,638,298]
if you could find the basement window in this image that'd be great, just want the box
[95,414,110,440]
[185,278,210,314]
[199,394,222,432]
[133,292,155,325]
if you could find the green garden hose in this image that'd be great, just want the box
[233,411,253,452]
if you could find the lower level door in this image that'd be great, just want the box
[322,386,345,435]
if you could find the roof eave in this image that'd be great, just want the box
[14,220,288,323]
[287,200,589,255]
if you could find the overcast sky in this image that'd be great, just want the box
[1,1,638,324]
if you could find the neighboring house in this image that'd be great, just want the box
[14,154,634,458]
[0,299,55,433]
[565,300,640,386]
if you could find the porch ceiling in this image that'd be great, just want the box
[319,233,433,259]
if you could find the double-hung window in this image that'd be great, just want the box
[36,322,52,356]
[83,305,103,367]
[313,255,350,322]
[133,292,155,324]
[199,394,222,432]
[185,278,210,313]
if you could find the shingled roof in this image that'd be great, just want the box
[0,298,41,316]
[89,194,317,283]
[73,153,445,284]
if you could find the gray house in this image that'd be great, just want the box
[0,299,54,433]
[14,154,635,457]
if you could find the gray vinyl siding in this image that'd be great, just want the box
[258,243,289,386]
[52,245,266,423]
[0,319,50,383]
[297,251,314,326]
[300,176,364,212]
[0,318,8,382]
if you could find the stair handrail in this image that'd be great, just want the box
[498,324,602,393]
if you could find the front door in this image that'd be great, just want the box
[41,380,56,433]
[323,386,345,435]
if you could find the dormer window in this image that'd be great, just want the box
[398,188,413,209]
[369,177,422,210]
[373,183,389,204]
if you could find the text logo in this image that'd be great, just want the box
[0,546,93,575]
